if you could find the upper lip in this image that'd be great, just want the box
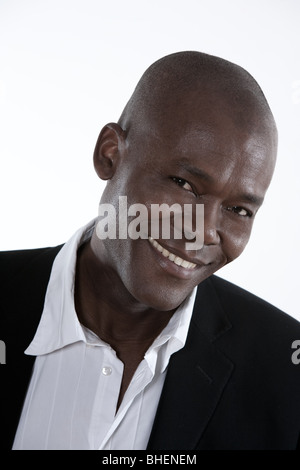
[149,237,211,266]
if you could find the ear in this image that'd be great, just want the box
[93,123,127,180]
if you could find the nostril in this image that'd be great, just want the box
[204,227,220,246]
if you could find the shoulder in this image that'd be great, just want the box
[0,245,65,353]
[0,245,64,287]
[202,275,300,384]
[194,274,300,379]
[0,245,64,325]
[191,276,300,449]
[208,274,300,333]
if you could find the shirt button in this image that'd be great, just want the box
[102,366,112,376]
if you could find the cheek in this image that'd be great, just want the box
[222,224,253,263]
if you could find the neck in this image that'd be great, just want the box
[74,240,175,351]
[75,238,178,409]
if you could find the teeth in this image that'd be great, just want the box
[148,237,196,270]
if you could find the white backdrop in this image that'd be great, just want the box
[0,0,299,321]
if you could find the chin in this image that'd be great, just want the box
[129,281,193,312]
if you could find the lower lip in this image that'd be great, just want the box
[147,239,202,280]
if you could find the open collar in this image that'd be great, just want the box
[25,220,96,356]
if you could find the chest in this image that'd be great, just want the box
[12,341,166,449]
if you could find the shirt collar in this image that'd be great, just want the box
[144,288,196,374]
[25,219,96,356]
[25,219,197,360]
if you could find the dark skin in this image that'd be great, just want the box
[75,90,277,409]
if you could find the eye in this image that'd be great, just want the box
[171,177,194,193]
[227,206,253,218]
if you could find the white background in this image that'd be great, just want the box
[0,0,299,320]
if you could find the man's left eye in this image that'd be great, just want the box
[172,177,193,193]
[228,206,252,217]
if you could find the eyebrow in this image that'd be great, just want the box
[239,193,264,207]
[177,161,214,183]
[177,161,265,207]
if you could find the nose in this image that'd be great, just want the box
[203,204,221,246]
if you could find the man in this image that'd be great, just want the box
[1,51,299,450]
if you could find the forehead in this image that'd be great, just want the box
[128,99,276,198]
[175,119,274,175]
[134,87,275,150]
[142,100,274,166]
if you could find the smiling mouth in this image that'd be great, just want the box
[148,236,197,270]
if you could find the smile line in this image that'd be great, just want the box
[148,237,197,269]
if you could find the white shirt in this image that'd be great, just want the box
[13,219,197,450]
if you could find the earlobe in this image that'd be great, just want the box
[93,123,126,180]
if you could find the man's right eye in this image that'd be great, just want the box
[171,177,194,193]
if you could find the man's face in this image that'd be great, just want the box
[95,95,277,311]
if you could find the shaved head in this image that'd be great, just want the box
[118,51,277,144]
[92,50,278,311]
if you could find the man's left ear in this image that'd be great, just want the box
[93,123,127,180]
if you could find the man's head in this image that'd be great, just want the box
[91,51,277,311]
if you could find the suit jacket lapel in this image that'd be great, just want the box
[147,277,234,450]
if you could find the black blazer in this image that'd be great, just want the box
[0,246,300,450]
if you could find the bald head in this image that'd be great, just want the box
[93,51,278,309]
[118,51,277,144]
